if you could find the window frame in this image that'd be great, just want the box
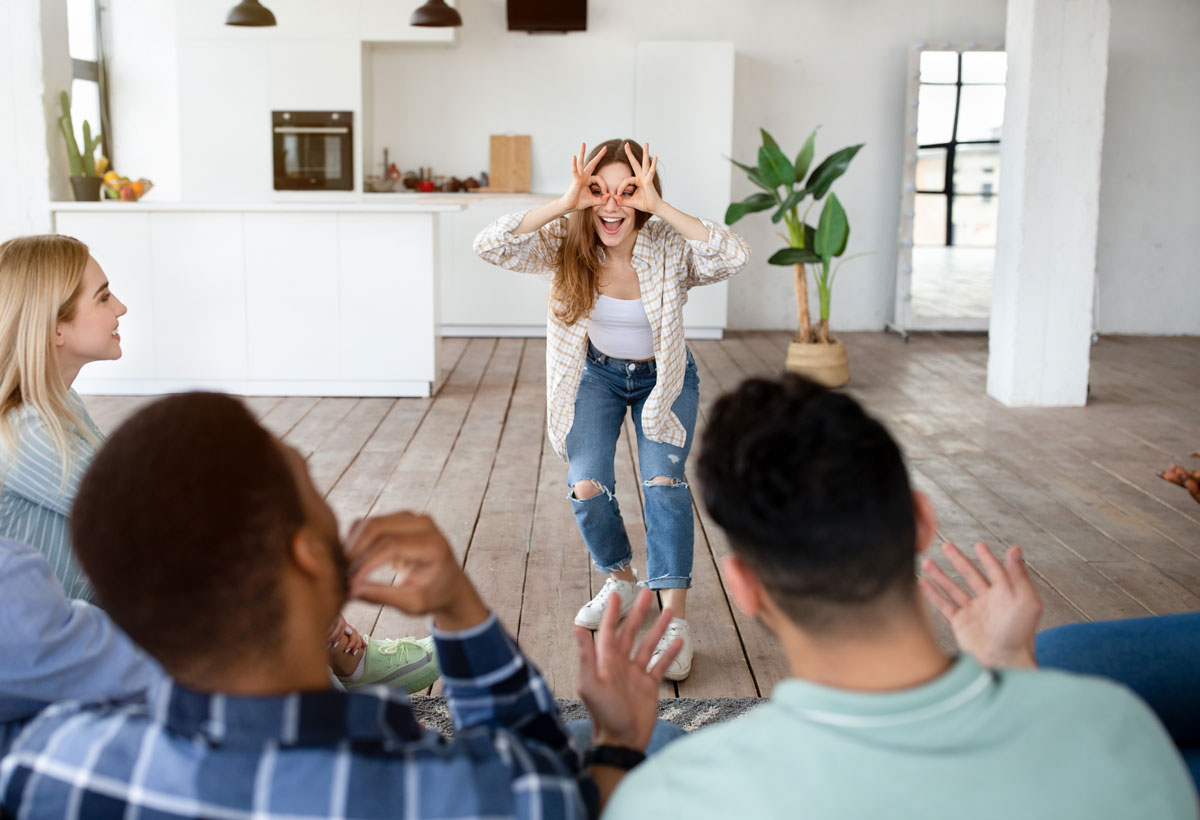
[889,40,1006,336]
[69,0,112,167]
[914,51,1003,247]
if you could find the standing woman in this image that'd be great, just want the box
[0,235,124,601]
[475,140,750,680]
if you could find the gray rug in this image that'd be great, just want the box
[408,696,764,737]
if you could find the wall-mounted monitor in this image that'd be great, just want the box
[507,0,586,32]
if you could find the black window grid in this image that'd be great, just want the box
[916,52,1003,246]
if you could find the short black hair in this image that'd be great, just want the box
[71,392,305,673]
[697,375,917,630]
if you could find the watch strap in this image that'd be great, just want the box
[583,744,647,771]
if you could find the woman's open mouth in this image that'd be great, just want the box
[598,215,625,235]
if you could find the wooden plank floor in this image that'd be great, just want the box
[82,332,1200,699]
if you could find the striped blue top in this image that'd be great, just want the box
[0,390,102,600]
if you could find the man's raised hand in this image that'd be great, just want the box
[346,512,488,632]
[919,541,1042,669]
[575,588,681,752]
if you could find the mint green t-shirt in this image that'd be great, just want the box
[606,656,1197,819]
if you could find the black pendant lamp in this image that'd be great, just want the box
[410,0,462,27]
[225,0,277,27]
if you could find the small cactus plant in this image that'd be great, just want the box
[58,90,101,177]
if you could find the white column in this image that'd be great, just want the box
[987,0,1111,406]
[0,0,71,239]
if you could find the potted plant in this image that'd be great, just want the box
[725,128,864,386]
[58,91,107,201]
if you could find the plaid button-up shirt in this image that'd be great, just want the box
[0,614,597,820]
[474,213,750,460]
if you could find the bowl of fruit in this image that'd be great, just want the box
[102,171,153,202]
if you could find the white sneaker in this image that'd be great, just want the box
[574,574,638,629]
[649,618,693,681]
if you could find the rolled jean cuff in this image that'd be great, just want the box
[593,556,633,574]
[641,574,692,590]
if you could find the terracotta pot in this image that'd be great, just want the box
[785,338,850,387]
[70,176,103,202]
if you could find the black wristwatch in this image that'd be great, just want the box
[583,745,646,771]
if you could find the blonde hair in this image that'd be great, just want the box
[552,139,663,326]
[0,235,101,474]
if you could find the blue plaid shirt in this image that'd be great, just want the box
[0,614,598,819]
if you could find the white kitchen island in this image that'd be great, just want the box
[52,201,461,398]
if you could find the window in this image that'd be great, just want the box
[67,0,110,166]
[913,50,1005,248]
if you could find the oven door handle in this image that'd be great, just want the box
[273,126,351,134]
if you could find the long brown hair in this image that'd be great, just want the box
[552,139,663,326]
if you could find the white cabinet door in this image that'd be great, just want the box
[176,40,271,202]
[54,212,156,383]
[244,212,341,380]
[440,199,554,332]
[149,212,248,383]
[338,212,437,381]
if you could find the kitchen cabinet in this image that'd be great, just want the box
[243,212,340,380]
[52,202,457,397]
[150,212,250,381]
[440,198,556,335]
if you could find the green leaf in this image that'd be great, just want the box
[760,128,780,150]
[727,156,773,192]
[770,187,810,224]
[768,247,821,266]
[806,143,864,199]
[814,193,849,261]
[801,221,816,250]
[724,192,777,225]
[757,143,795,189]
[793,128,818,182]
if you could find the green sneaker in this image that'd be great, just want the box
[340,635,440,694]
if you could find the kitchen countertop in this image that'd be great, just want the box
[50,192,562,213]
[359,191,558,204]
[50,200,464,213]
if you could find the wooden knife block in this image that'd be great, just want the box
[478,134,531,193]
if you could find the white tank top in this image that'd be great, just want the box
[589,295,655,360]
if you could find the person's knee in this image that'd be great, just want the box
[572,479,608,500]
[646,475,686,488]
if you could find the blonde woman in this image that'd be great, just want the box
[0,235,123,601]
[0,235,439,693]
[475,140,750,681]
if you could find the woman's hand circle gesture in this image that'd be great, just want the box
[616,142,661,215]
[558,142,609,213]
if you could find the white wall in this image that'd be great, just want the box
[1094,0,1199,335]
[0,0,72,240]
[106,0,181,199]
[368,0,1010,333]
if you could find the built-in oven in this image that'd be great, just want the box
[272,111,353,191]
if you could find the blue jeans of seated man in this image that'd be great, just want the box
[566,718,686,759]
[1037,612,1200,788]
[565,341,700,590]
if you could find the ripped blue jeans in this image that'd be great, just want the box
[565,340,699,590]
